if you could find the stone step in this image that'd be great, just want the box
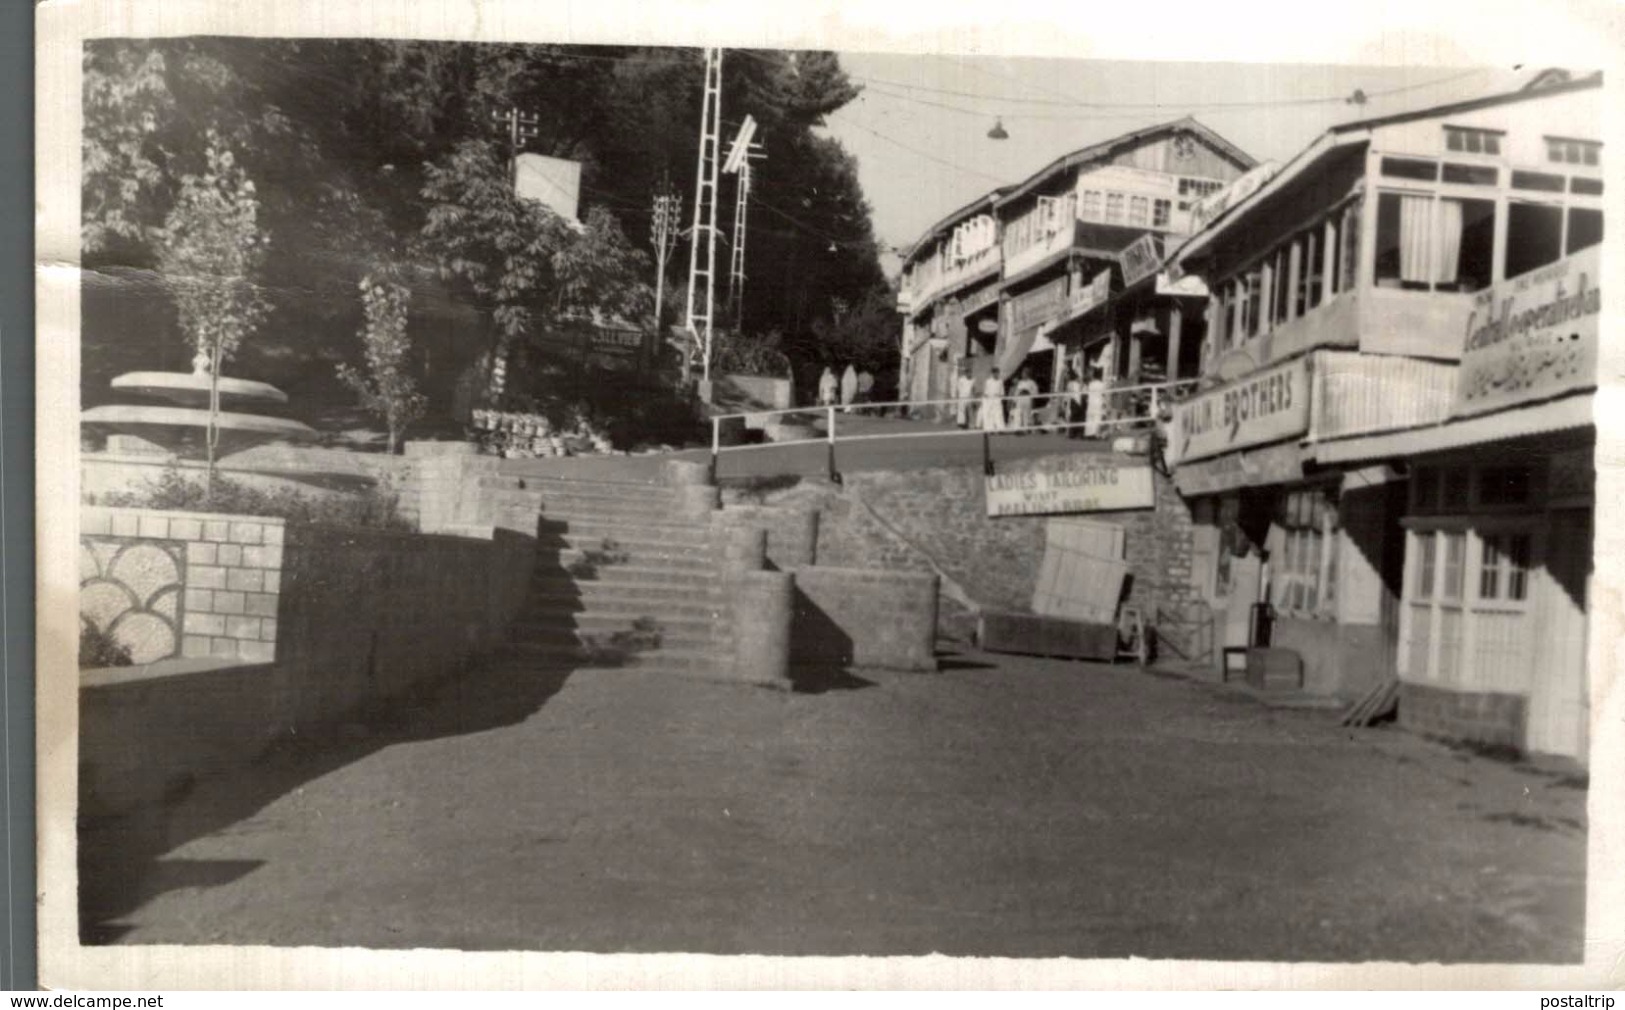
[543,539,717,565]
[553,548,718,572]
[537,518,714,548]
[547,563,720,588]
[484,473,680,498]
[505,640,731,673]
[512,623,727,651]
[521,593,726,620]
[528,579,726,609]
[518,609,723,635]
[541,499,695,522]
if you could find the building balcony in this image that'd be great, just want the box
[1210,284,1477,382]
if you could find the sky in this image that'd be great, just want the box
[819,55,1531,275]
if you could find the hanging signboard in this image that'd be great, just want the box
[1009,276,1068,333]
[1119,233,1165,288]
[532,322,653,372]
[960,284,1002,318]
[1189,161,1281,233]
[1452,246,1600,419]
[1166,356,1310,465]
[1055,269,1113,327]
[985,456,1156,517]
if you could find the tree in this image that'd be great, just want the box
[157,132,271,491]
[338,271,427,454]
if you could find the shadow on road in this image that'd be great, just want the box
[79,515,588,944]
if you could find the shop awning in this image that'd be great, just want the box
[1308,393,1593,465]
[998,325,1042,377]
[1172,439,1307,497]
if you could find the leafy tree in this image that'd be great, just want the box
[158,134,271,365]
[156,131,271,488]
[338,271,427,454]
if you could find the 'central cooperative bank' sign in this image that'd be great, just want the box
[1452,246,1600,419]
[985,456,1155,517]
[1166,356,1310,466]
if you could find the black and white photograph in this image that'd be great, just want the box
[34,0,1624,990]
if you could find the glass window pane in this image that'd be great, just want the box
[1374,192,1404,284]
[1447,130,1464,151]
[1568,207,1603,254]
[1508,534,1531,601]
[1416,532,1436,599]
[1484,135,1501,155]
[1480,535,1501,599]
[1443,532,1466,600]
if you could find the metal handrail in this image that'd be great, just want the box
[707,376,1202,481]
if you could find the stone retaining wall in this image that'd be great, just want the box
[790,566,938,673]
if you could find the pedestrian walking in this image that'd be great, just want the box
[818,366,838,407]
[955,364,976,429]
[1012,368,1039,432]
[981,367,1007,432]
[1085,372,1106,438]
[840,364,858,412]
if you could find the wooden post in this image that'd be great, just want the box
[1168,304,1184,381]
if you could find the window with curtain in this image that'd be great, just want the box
[1374,192,1493,291]
[1275,485,1340,616]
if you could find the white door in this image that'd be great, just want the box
[1527,509,1591,761]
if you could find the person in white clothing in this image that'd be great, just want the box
[840,364,858,411]
[817,367,838,407]
[954,364,976,428]
[1063,366,1085,439]
[980,367,1007,432]
[1012,368,1039,432]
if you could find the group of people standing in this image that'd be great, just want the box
[817,364,875,410]
[954,361,1102,437]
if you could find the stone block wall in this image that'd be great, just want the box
[80,507,286,664]
[790,566,939,672]
[1399,682,1527,752]
[761,452,1198,645]
[403,441,498,533]
[713,504,819,569]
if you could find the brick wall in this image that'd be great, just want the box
[1399,682,1527,752]
[790,566,938,672]
[762,452,1198,645]
[81,507,286,664]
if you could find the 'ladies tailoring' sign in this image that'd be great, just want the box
[985,457,1155,517]
[1166,357,1310,466]
[1453,247,1600,419]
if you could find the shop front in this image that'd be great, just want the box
[1389,247,1600,763]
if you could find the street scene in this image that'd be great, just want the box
[73,36,1599,966]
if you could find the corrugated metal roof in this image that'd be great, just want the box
[1309,393,1593,465]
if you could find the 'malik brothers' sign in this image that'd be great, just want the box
[985,456,1155,517]
[1165,356,1310,467]
[1452,246,1600,418]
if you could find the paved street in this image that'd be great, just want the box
[82,652,1587,962]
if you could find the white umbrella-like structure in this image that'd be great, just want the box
[82,361,317,459]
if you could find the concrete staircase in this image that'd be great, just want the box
[481,470,733,675]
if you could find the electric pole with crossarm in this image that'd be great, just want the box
[490,106,540,190]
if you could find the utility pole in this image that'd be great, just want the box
[490,106,540,190]
[684,47,723,390]
[723,115,764,330]
[650,175,682,336]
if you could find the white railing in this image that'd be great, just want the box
[707,377,1203,481]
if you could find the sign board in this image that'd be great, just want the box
[985,457,1156,517]
[1119,233,1164,288]
[1171,439,1306,496]
[1189,161,1280,233]
[515,154,582,221]
[533,322,653,371]
[1055,269,1113,326]
[1009,276,1068,334]
[1452,247,1600,419]
[960,283,1002,318]
[1167,356,1310,465]
[1156,272,1208,298]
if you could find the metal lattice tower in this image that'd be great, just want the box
[724,116,764,328]
[683,48,724,385]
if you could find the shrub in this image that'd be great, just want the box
[80,620,132,669]
[100,467,411,530]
